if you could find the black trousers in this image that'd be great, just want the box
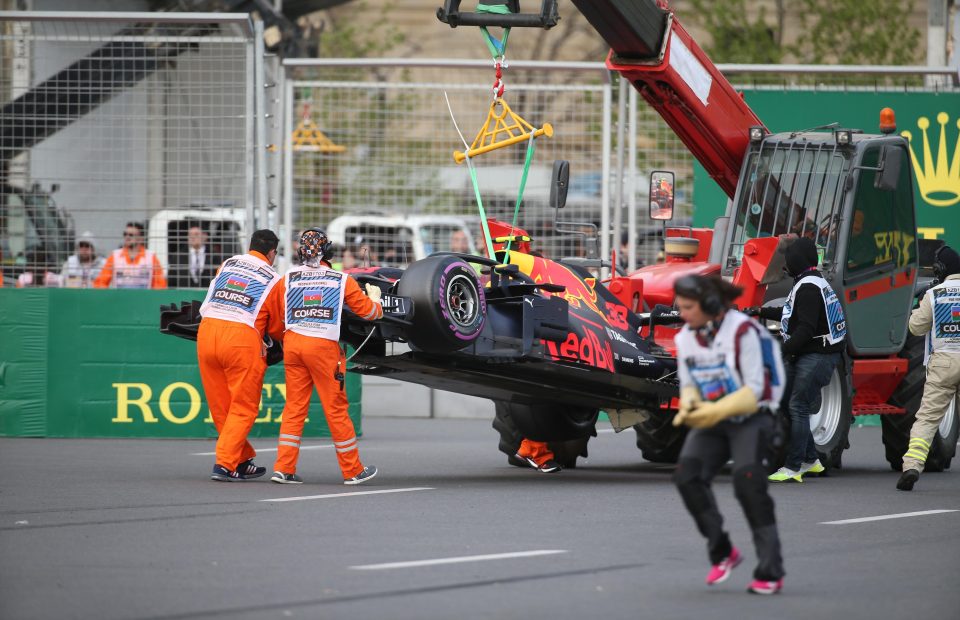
[673,412,785,581]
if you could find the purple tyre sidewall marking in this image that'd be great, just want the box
[437,261,485,341]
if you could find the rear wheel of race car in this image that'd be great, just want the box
[883,335,960,472]
[397,255,486,353]
[492,401,595,469]
[633,409,688,463]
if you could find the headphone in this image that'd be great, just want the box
[933,245,946,282]
[299,227,333,263]
[675,275,724,316]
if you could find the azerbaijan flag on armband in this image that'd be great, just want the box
[303,290,323,306]
[952,305,960,321]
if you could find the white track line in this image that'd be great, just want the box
[350,549,568,571]
[821,509,958,525]
[260,487,434,503]
[596,428,618,434]
[191,445,334,456]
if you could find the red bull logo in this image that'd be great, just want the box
[544,327,614,373]
[510,254,605,319]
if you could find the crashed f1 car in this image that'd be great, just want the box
[342,207,694,467]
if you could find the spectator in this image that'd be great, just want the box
[450,229,471,254]
[93,222,167,289]
[59,231,106,288]
[170,225,218,288]
[341,244,360,270]
[16,248,59,288]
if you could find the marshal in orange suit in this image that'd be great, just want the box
[269,228,383,485]
[196,230,285,481]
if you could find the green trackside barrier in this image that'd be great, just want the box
[0,288,361,438]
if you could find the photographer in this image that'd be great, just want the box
[672,275,786,595]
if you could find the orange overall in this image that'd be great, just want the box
[196,251,284,471]
[517,439,556,467]
[93,247,167,288]
[273,269,382,479]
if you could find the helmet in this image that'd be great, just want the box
[298,228,333,264]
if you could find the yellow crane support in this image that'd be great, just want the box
[291,116,346,153]
[453,97,552,163]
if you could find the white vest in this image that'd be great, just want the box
[676,311,785,412]
[781,274,847,345]
[61,255,105,288]
[110,248,157,289]
[923,280,960,361]
[284,265,348,341]
[199,254,280,329]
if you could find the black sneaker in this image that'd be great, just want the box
[237,459,267,479]
[211,464,251,482]
[536,459,562,474]
[519,455,561,473]
[270,471,303,484]
[344,465,378,485]
[509,453,534,468]
[897,469,920,491]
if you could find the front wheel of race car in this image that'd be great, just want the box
[397,255,486,353]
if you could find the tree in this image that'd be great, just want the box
[688,0,784,64]
[689,0,921,67]
[791,0,921,66]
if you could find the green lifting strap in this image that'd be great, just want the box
[463,129,537,264]
[477,3,511,58]
[505,132,536,256]
[465,156,498,261]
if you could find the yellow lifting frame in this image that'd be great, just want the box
[453,97,552,164]
[291,117,347,153]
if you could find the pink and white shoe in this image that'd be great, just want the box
[747,578,783,595]
[705,546,743,585]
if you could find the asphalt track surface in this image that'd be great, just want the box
[1,420,958,620]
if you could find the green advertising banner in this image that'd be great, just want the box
[693,89,960,247]
[0,289,361,438]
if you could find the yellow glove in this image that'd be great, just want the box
[677,386,758,430]
[672,386,702,427]
[364,283,382,304]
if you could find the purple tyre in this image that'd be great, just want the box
[397,255,486,353]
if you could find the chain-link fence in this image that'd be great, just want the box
[0,12,265,288]
[283,58,695,270]
[282,59,960,276]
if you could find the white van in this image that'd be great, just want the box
[147,206,247,277]
[326,214,478,268]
